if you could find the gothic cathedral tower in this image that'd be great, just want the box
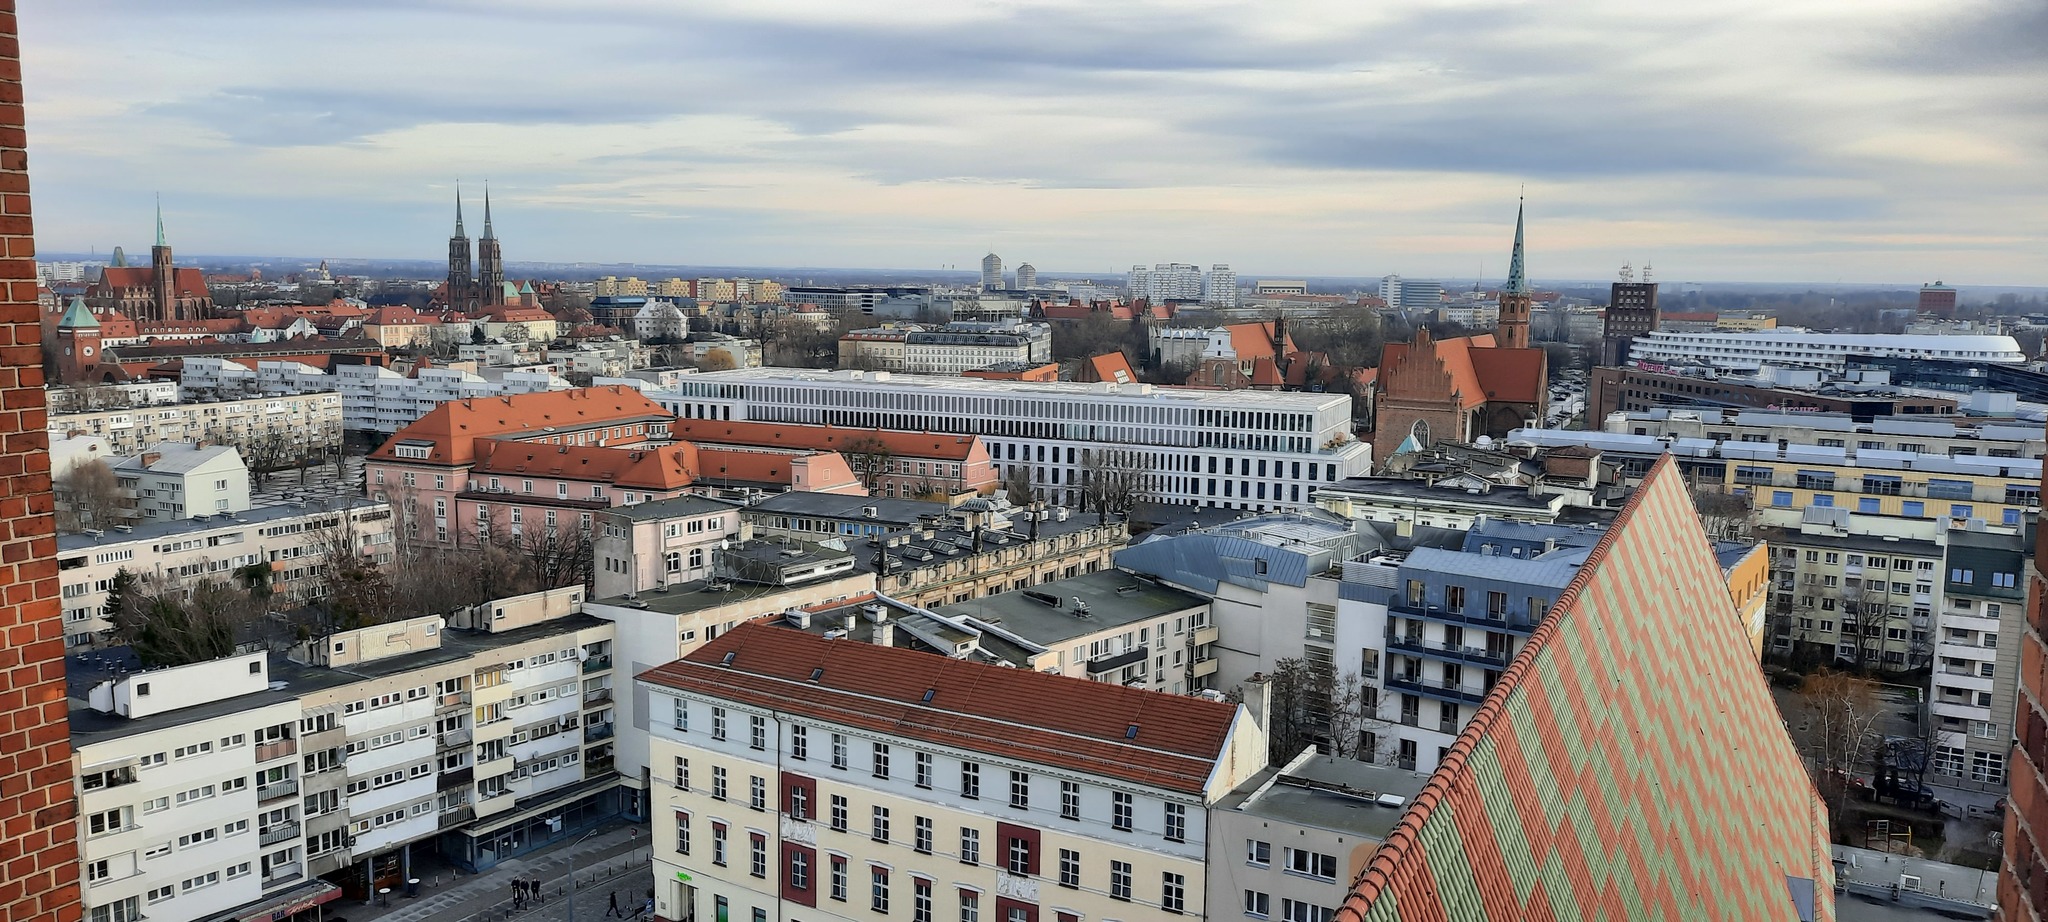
[447,185,475,311]
[478,184,506,306]
[149,198,176,322]
[1497,198,1532,350]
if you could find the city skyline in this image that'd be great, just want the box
[23,1,2047,284]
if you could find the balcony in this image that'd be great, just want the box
[439,806,475,829]
[584,722,615,743]
[439,691,472,710]
[262,863,304,888]
[583,655,613,674]
[255,739,297,763]
[584,688,613,707]
[1384,634,1511,669]
[1192,626,1220,647]
[439,728,472,750]
[257,779,300,803]
[1391,603,1536,634]
[439,767,475,791]
[1384,674,1490,707]
[259,821,301,847]
[1190,658,1218,679]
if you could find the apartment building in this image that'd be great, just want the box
[1759,513,1945,671]
[57,499,395,648]
[838,326,918,371]
[1511,428,2044,530]
[51,391,344,457]
[924,568,1214,693]
[1607,409,2045,461]
[337,364,571,434]
[639,622,1267,922]
[69,596,622,922]
[669,418,1000,499]
[1932,529,2028,788]
[657,369,1372,511]
[110,441,250,523]
[178,356,337,402]
[1209,748,1430,922]
[902,322,1053,375]
[592,496,748,598]
[1311,476,1575,529]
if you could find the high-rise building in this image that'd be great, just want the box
[1602,265,1661,366]
[980,252,1003,291]
[1378,275,1443,313]
[1920,281,1959,317]
[1014,262,1037,289]
[1496,198,1532,349]
[2002,462,2048,917]
[0,8,80,920]
[1125,264,1151,299]
[1203,264,1237,307]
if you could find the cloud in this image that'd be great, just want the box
[17,0,2048,283]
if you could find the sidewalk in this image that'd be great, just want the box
[337,821,657,922]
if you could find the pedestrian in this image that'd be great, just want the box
[608,891,622,917]
[532,877,544,903]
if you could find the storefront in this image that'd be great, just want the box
[438,777,625,872]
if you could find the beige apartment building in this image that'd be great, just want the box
[639,622,1267,922]
[51,391,344,458]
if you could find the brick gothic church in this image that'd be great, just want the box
[440,184,508,312]
[1371,200,1548,451]
[82,202,213,322]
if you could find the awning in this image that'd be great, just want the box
[227,880,341,922]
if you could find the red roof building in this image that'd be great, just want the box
[1338,458,1834,920]
[1372,328,1546,449]
[666,418,997,498]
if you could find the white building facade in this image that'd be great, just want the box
[51,392,344,458]
[1627,329,2027,373]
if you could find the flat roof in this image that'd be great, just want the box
[672,368,1351,409]
[748,492,943,525]
[1318,477,1562,510]
[932,568,1205,647]
[606,495,744,522]
[57,497,386,555]
[1218,755,1434,842]
[1754,526,1943,557]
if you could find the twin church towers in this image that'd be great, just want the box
[445,184,508,311]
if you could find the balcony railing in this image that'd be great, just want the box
[260,821,301,847]
[1384,635,1510,669]
[439,691,472,709]
[439,767,475,790]
[583,655,613,674]
[257,779,300,803]
[1384,674,1490,707]
[255,739,297,763]
[1390,603,1537,634]
[584,688,613,707]
[262,863,304,888]
[440,806,475,829]
[584,722,616,743]
[439,728,472,749]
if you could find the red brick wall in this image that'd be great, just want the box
[2006,513,2048,919]
[0,4,79,920]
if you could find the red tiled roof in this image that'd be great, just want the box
[1225,321,1294,362]
[370,386,672,466]
[639,623,1242,795]
[1083,351,1137,384]
[367,306,436,325]
[473,440,699,490]
[695,446,847,489]
[95,266,209,300]
[1469,345,1546,403]
[669,418,984,462]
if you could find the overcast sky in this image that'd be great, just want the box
[21,0,2047,284]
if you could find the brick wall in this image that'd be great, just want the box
[0,4,80,921]
[2006,512,2048,919]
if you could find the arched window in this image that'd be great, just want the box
[664,551,681,574]
[689,548,705,569]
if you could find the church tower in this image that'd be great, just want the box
[477,184,506,306]
[447,186,475,310]
[149,198,176,322]
[1496,197,1532,350]
[55,296,101,384]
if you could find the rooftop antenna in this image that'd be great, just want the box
[1642,262,1654,283]
[1619,262,1634,283]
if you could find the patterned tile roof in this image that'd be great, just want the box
[1338,455,1834,922]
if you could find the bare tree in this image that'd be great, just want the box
[1691,487,1753,541]
[1800,669,1885,837]
[1003,466,1038,508]
[242,430,297,490]
[1256,658,1396,764]
[1079,447,1154,524]
[516,523,594,592]
[107,576,263,667]
[840,436,894,493]
[57,457,127,532]
[51,381,126,413]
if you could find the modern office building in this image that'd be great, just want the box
[639,621,1267,922]
[1604,408,2045,461]
[655,369,1372,511]
[1627,328,2026,374]
[981,253,1004,291]
[1586,364,1960,422]
[1337,458,1833,920]
[1601,275,1660,366]
[1014,263,1038,290]
[1377,276,1444,314]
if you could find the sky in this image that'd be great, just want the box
[20,0,2048,284]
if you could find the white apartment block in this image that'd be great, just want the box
[1202,265,1237,308]
[335,364,570,433]
[58,499,395,648]
[179,357,336,402]
[1931,529,2027,789]
[638,622,1267,922]
[1627,328,2026,373]
[656,369,1372,511]
[1127,262,1203,303]
[111,442,251,523]
[51,392,344,458]
[72,596,626,922]
[902,322,1053,375]
[1606,408,2047,461]
[47,379,180,413]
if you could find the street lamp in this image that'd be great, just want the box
[564,827,606,922]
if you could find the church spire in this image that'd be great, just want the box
[482,182,494,240]
[455,182,466,237]
[1503,196,1528,296]
[155,194,165,247]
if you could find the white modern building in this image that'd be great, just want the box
[335,364,570,434]
[1128,262,1204,303]
[1203,265,1238,307]
[902,322,1053,375]
[1627,329,2027,374]
[654,369,1373,510]
[1378,276,1444,313]
[981,253,1004,291]
[1014,263,1038,289]
[179,358,335,401]
[51,392,344,458]
[110,442,252,523]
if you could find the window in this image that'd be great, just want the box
[960,827,981,865]
[1060,780,1080,820]
[1164,802,1186,842]
[915,751,933,788]
[872,805,891,842]
[915,816,934,854]
[874,742,892,779]
[871,867,890,913]
[832,856,848,902]
[1974,751,2007,784]
[1285,848,1338,881]
[750,775,766,811]
[1282,900,1334,922]
[1112,791,1133,831]
[86,859,110,883]
[712,824,727,866]
[1009,770,1030,809]
[711,707,727,741]
[1772,491,1793,508]
[790,850,809,890]
[961,761,981,799]
[1059,849,1081,888]
[750,833,767,878]
[750,714,767,750]
[675,811,690,855]
[1163,872,1187,914]
[1247,839,1271,866]
[790,784,810,820]
[674,756,689,790]
[832,733,849,770]
[792,725,809,760]
[961,891,980,922]
[712,766,727,801]
[1110,861,1132,901]
[831,795,849,833]
[1246,891,1272,918]
[88,808,129,836]
[673,700,689,732]
[1007,836,1033,875]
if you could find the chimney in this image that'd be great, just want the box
[875,620,895,648]
[1240,672,1272,736]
